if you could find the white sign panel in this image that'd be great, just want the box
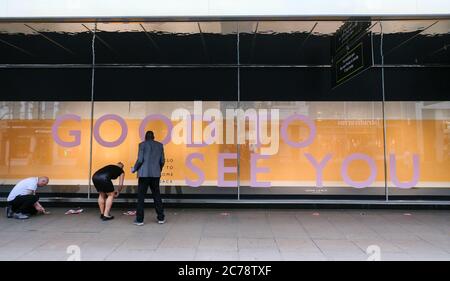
[0,0,449,19]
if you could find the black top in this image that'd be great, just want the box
[93,165,124,180]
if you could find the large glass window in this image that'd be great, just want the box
[0,20,449,202]
[382,20,450,198]
[0,101,92,194]
[238,101,385,197]
[90,101,239,199]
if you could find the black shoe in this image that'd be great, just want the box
[102,215,114,221]
[6,206,13,218]
[100,214,104,219]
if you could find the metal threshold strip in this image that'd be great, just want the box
[1,197,449,206]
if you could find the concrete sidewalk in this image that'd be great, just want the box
[0,208,449,261]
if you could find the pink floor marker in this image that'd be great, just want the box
[65,209,83,215]
[123,210,136,216]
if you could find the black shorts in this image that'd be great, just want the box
[92,175,114,193]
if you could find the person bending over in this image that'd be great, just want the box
[92,162,125,221]
[6,176,49,219]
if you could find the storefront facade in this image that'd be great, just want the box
[0,1,449,204]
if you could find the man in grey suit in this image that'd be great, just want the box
[132,131,165,225]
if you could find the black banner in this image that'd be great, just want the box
[2,261,447,280]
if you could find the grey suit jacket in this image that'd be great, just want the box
[132,140,165,178]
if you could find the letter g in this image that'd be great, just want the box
[52,114,81,147]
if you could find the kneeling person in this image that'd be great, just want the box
[92,162,125,221]
[6,176,49,219]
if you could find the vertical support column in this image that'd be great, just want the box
[88,23,97,199]
[380,22,389,202]
[236,23,241,201]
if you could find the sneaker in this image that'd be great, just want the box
[6,206,13,218]
[133,220,144,226]
[157,219,166,224]
[13,213,29,220]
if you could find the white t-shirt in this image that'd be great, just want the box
[7,177,39,202]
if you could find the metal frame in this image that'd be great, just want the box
[380,21,389,202]
[87,23,96,200]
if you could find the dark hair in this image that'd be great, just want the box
[145,131,155,141]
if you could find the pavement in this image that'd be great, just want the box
[0,207,449,261]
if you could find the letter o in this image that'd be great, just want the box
[280,114,316,148]
[139,114,173,144]
[94,114,128,147]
